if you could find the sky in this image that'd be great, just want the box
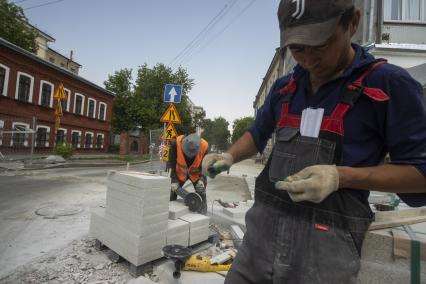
[18,0,281,127]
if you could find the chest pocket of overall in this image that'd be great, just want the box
[269,128,337,182]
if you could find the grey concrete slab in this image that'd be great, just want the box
[357,260,426,284]
[128,276,157,284]
[107,171,170,190]
[166,219,190,247]
[222,206,250,219]
[179,213,210,228]
[169,201,190,220]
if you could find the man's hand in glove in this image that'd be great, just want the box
[202,153,234,179]
[275,165,339,203]
[195,180,205,192]
[171,183,179,192]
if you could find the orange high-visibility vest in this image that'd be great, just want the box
[176,135,209,183]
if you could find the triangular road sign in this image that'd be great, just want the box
[160,104,181,124]
[54,83,66,100]
[160,123,178,141]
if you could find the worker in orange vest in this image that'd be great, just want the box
[168,133,209,213]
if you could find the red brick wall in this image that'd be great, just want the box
[0,45,114,153]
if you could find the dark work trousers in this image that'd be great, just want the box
[225,189,371,284]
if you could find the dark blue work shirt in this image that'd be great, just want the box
[248,44,426,207]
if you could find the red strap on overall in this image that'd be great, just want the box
[276,61,389,135]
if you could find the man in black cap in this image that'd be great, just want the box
[203,0,426,283]
[168,133,209,213]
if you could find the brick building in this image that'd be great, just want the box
[0,37,114,155]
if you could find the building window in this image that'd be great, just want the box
[60,63,65,67]
[0,64,10,96]
[74,93,85,115]
[384,0,426,22]
[87,98,96,118]
[15,72,34,103]
[70,68,76,73]
[49,57,55,63]
[71,131,81,148]
[98,102,106,121]
[96,134,104,149]
[56,129,66,145]
[62,89,71,113]
[11,123,29,147]
[36,126,50,148]
[39,81,53,108]
[0,120,4,146]
[85,132,93,148]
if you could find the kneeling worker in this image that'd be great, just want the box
[168,133,209,213]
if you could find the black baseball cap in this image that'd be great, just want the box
[278,0,355,47]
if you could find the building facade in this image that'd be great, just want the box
[0,37,114,155]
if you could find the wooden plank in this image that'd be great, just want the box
[369,215,426,231]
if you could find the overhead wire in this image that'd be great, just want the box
[169,0,239,68]
[23,0,67,10]
[189,0,257,62]
[172,0,257,67]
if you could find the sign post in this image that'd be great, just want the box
[159,84,183,174]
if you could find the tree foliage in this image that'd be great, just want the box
[231,116,254,144]
[0,0,38,53]
[201,117,230,151]
[105,64,195,135]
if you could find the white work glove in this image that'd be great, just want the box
[202,153,234,179]
[275,165,339,203]
[171,183,179,192]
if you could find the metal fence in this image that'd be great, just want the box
[0,115,41,161]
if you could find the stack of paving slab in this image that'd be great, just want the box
[167,200,210,246]
[90,171,170,266]
[358,208,426,283]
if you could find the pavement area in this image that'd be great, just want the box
[0,157,264,283]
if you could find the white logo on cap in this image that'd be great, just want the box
[292,0,305,19]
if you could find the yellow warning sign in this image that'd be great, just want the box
[54,101,63,117]
[160,123,178,141]
[163,145,170,162]
[54,83,66,100]
[160,104,181,124]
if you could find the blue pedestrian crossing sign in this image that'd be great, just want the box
[164,84,182,104]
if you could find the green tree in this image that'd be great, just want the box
[0,0,38,53]
[134,63,195,135]
[231,116,254,144]
[202,117,230,151]
[192,109,206,132]
[104,69,144,133]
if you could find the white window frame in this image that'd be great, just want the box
[384,0,426,22]
[71,130,82,148]
[87,98,97,118]
[0,63,10,96]
[55,127,67,146]
[96,133,104,149]
[15,72,34,103]
[35,125,51,147]
[84,131,94,148]
[11,122,30,147]
[63,88,71,112]
[38,80,54,108]
[98,102,107,121]
[0,120,4,146]
[74,93,85,115]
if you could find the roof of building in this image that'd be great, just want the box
[0,37,114,97]
[253,48,281,107]
[26,22,55,42]
[47,47,82,67]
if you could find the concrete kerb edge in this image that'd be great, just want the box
[0,159,152,171]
